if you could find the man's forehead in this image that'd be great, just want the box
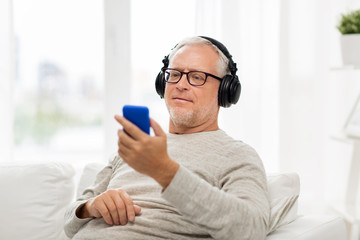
[169,45,219,71]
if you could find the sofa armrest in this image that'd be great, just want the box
[266,215,347,240]
[0,161,76,240]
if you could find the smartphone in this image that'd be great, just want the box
[122,105,150,134]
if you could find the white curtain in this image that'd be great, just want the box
[104,0,131,158]
[194,0,280,173]
[0,0,14,162]
[194,0,360,214]
[279,0,360,213]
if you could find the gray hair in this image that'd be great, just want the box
[168,36,230,77]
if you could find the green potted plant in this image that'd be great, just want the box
[337,9,360,66]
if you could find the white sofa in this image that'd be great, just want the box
[0,161,347,240]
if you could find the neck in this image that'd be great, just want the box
[168,119,219,134]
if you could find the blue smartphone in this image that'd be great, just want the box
[122,105,150,134]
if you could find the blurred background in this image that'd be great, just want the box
[1,0,360,223]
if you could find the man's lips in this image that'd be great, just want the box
[172,97,193,103]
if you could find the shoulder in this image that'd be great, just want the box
[217,131,264,168]
[216,130,258,153]
[217,132,267,187]
[228,139,260,159]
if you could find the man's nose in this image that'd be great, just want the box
[176,73,190,90]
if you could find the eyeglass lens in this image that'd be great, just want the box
[164,69,206,86]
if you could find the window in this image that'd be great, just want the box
[8,0,279,173]
[13,0,104,165]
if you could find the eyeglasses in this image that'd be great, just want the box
[162,68,222,86]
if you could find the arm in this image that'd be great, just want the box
[64,155,141,238]
[162,157,269,240]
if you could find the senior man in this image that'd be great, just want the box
[64,36,269,240]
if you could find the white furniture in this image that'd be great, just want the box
[331,134,360,240]
[0,161,347,240]
[329,66,360,240]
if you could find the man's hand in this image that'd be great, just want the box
[114,115,179,189]
[77,188,141,225]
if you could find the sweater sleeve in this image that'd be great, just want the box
[161,148,269,240]
[63,155,118,238]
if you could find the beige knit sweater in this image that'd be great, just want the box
[64,129,269,240]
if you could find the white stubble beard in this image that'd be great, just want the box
[165,97,218,129]
[168,106,196,127]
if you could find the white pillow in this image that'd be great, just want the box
[77,162,106,198]
[0,161,75,240]
[267,172,300,234]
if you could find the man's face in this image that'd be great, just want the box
[164,44,221,132]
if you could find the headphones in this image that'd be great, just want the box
[155,36,241,108]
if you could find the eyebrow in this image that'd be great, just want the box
[169,66,208,72]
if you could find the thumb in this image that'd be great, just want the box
[150,118,166,137]
[134,205,142,215]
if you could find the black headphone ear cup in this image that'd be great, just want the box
[155,55,169,98]
[218,75,241,107]
[218,75,232,107]
[229,76,241,105]
[155,71,165,98]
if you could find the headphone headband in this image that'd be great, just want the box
[199,36,238,76]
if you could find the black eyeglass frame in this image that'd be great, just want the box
[162,68,222,86]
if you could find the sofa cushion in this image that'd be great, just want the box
[267,172,300,234]
[0,161,75,240]
[266,215,347,240]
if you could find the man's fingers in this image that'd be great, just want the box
[89,189,140,226]
[95,197,114,225]
[112,194,127,225]
[118,140,134,161]
[103,193,121,225]
[109,190,126,225]
[114,115,146,140]
[118,189,136,222]
[150,118,166,137]
[134,205,142,215]
[118,129,136,149]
